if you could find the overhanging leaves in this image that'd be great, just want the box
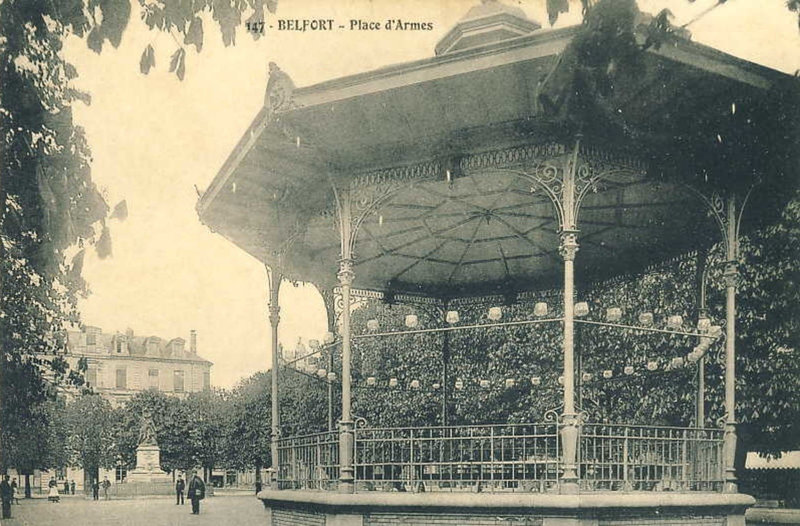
[547,0,570,26]
[140,44,156,75]
[184,17,204,52]
[169,47,187,81]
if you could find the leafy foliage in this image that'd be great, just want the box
[64,394,117,474]
[0,360,66,473]
[138,0,279,80]
[114,390,197,472]
[344,196,800,459]
[1,0,274,474]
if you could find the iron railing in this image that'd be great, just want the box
[274,423,723,492]
[579,423,724,492]
[354,423,560,492]
[276,430,339,490]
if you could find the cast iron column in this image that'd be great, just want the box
[337,258,355,492]
[696,251,709,428]
[442,330,450,427]
[328,347,335,432]
[559,230,580,493]
[268,270,282,489]
[723,196,738,492]
[558,138,580,494]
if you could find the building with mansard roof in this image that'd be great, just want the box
[66,326,213,406]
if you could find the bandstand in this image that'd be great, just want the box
[197,2,797,525]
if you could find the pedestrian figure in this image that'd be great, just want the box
[91,479,99,501]
[47,478,60,503]
[102,476,111,500]
[187,470,206,515]
[175,475,185,505]
[10,478,19,504]
[1,475,13,519]
[70,480,75,495]
[63,480,69,495]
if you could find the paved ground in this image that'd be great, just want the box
[1,495,266,526]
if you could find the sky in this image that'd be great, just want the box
[63,0,800,389]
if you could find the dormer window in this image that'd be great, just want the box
[116,339,123,353]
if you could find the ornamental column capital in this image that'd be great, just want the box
[559,230,579,262]
[268,305,281,327]
[337,258,355,286]
[723,261,739,289]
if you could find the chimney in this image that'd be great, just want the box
[190,330,197,354]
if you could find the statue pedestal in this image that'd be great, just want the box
[126,444,172,484]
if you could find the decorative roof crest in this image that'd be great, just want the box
[265,62,296,113]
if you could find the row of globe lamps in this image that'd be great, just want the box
[362,302,717,333]
[309,337,722,391]
[299,302,723,390]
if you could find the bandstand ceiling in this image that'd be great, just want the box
[198,11,796,298]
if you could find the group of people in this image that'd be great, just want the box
[90,477,112,501]
[1,470,207,518]
[47,476,111,502]
[175,470,206,514]
[0,475,20,519]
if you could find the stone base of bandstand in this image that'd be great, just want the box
[257,490,754,526]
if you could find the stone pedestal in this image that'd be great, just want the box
[126,444,172,484]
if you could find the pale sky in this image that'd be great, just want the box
[64,0,800,389]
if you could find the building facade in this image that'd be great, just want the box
[67,327,212,407]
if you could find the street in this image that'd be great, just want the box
[1,494,264,526]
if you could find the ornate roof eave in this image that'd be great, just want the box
[197,25,787,228]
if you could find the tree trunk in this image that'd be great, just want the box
[83,470,93,495]
[24,474,31,498]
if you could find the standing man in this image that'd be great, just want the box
[63,479,69,495]
[186,470,205,515]
[70,480,75,495]
[102,476,111,500]
[1,475,12,519]
[91,479,99,501]
[175,474,185,505]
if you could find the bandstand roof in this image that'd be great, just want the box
[197,2,796,298]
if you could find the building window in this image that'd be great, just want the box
[116,368,127,390]
[203,372,210,391]
[173,370,185,393]
[116,465,127,483]
[116,339,123,353]
[148,369,159,389]
[86,367,97,388]
[87,332,96,346]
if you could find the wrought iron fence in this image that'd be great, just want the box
[579,424,724,492]
[354,423,560,492]
[274,423,723,492]
[276,431,339,490]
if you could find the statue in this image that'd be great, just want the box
[138,410,158,446]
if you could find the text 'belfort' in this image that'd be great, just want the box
[267,19,435,32]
